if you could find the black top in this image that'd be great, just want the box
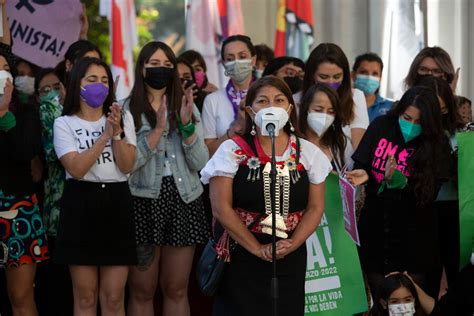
[352,114,450,199]
[351,115,451,273]
[232,135,308,214]
[0,104,42,196]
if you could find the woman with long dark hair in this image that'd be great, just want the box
[298,83,352,169]
[302,43,369,150]
[416,76,463,297]
[125,42,209,316]
[346,86,452,298]
[201,76,331,315]
[53,57,137,315]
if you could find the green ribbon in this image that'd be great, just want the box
[177,113,195,139]
[377,169,408,194]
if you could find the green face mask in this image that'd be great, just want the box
[39,89,61,104]
[399,117,422,142]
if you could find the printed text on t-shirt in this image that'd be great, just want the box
[74,127,114,165]
[371,138,414,183]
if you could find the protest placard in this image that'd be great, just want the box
[7,0,82,67]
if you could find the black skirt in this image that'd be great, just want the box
[54,180,137,265]
[213,234,307,316]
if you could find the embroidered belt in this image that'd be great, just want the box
[214,208,303,262]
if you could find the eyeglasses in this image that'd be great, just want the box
[417,66,445,77]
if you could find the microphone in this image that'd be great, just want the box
[261,113,280,137]
[265,122,276,136]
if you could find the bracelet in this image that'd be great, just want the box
[178,120,195,139]
[176,113,195,139]
[112,134,123,141]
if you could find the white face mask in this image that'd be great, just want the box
[14,75,36,95]
[252,105,291,136]
[388,302,416,316]
[307,112,335,136]
[0,70,13,93]
[224,59,253,83]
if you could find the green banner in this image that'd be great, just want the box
[457,132,474,268]
[304,173,368,315]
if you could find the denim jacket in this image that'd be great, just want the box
[123,100,209,203]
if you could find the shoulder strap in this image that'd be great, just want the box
[231,135,256,157]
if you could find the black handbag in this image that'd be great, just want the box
[196,239,228,296]
[197,216,262,296]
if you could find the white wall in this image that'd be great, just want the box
[427,0,474,100]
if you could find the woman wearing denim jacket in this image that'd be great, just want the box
[125,41,209,316]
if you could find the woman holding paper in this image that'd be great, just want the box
[345,86,452,297]
[201,76,332,315]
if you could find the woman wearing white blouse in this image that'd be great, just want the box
[201,35,256,156]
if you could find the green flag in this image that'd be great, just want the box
[305,173,368,315]
[457,132,474,267]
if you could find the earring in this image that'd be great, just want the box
[251,124,257,136]
[289,121,295,133]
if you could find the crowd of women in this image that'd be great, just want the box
[1,1,473,315]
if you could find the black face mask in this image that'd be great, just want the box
[180,78,195,90]
[144,67,174,90]
[413,73,434,86]
[283,76,303,94]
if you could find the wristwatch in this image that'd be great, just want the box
[112,133,123,141]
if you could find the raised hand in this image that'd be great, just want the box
[450,67,460,93]
[107,102,123,136]
[0,79,13,113]
[180,84,194,125]
[153,94,167,133]
[384,154,397,181]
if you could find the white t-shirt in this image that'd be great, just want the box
[200,137,332,185]
[202,88,235,139]
[342,88,369,139]
[53,111,136,182]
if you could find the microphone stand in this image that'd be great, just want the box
[268,126,279,316]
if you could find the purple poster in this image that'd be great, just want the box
[338,176,360,246]
[7,0,83,67]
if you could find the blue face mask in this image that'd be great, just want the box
[399,117,422,142]
[354,75,380,96]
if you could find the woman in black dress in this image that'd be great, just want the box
[346,86,451,297]
[201,76,332,315]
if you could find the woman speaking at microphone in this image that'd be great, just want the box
[200,76,332,315]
